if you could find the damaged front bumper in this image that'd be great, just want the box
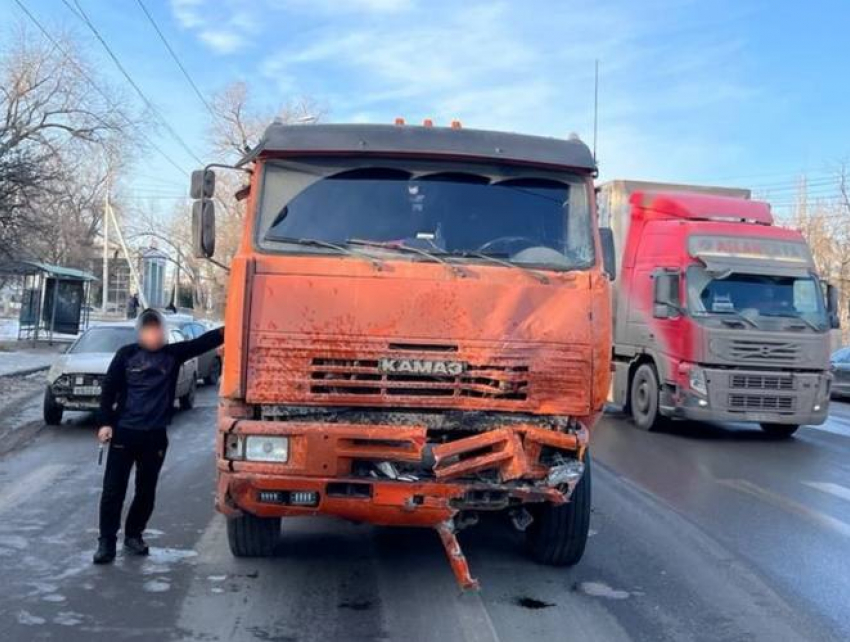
[216,415,588,589]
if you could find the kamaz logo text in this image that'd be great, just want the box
[378,358,466,376]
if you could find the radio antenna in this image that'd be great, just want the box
[593,59,599,162]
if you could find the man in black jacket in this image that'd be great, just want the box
[93,308,224,564]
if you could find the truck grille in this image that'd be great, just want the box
[728,394,795,412]
[729,374,794,391]
[727,340,801,363]
[310,357,529,400]
[246,334,592,414]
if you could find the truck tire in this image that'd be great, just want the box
[43,387,64,425]
[227,513,280,557]
[204,357,221,386]
[630,364,662,431]
[760,423,799,439]
[179,379,196,410]
[526,453,591,566]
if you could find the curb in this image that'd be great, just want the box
[0,365,50,379]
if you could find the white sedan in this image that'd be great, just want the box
[43,322,198,425]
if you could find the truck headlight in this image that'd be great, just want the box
[244,436,289,463]
[688,366,708,396]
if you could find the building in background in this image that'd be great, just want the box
[141,246,168,309]
[86,243,131,315]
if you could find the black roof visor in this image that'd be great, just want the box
[241,123,596,173]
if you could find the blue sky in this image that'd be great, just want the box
[4,0,850,210]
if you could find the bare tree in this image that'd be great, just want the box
[786,164,850,342]
[0,24,131,265]
[191,82,325,314]
[209,81,324,161]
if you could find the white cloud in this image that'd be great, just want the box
[199,29,246,55]
[170,0,204,29]
[270,0,414,14]
[170,0,757,180]
[170,0,256,54]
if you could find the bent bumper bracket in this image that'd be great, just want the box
[435,520,479,591]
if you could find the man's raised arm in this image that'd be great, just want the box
[168,327,225,363]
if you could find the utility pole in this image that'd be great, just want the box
[102,169,110,312]
[174,249,181,309]
[106,200,148,310]
[593,59,599,162]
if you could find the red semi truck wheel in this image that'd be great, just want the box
[630,364,663,431]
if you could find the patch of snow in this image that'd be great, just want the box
[143,579,171,593]
[0,351,56,376]
[0,534,28,549]
[148,546,198,565]
[0,318,19,341]
[576,581,630,600]
[53,611,84,626]
[17,610,46,625]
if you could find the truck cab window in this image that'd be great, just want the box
[258,162,593,270]
[686,267,827,328]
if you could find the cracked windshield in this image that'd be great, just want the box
[258,164,594,270]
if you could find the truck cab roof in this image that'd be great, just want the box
[241,123,597,173]
[631,190,774,225]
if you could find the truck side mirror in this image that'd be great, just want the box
[190,169,216,199]
[192,199,216,258]
[826,282,840,329]
[653,269,680,319]
[599,227,616,280]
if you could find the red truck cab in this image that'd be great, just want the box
[601,186,836,437]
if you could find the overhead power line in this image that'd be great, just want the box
[134,0,216,119]
[62,0,204,165]
[698,167,837,184]
[12,0,190,177]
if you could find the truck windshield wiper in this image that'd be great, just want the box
[451,250,549,284]
[715,310,759,328]
[264,236,383,270]
[763,312,824,332]
[346,239,465,277]
[786,315,822,331]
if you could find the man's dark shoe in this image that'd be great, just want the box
[93,538,116,564]
[124,536,150,556]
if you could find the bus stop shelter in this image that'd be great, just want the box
[0,260,96,344]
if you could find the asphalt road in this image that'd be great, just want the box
[1,387,849,641]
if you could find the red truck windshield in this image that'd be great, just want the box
[256,160,594,270]
[687,267,827,328]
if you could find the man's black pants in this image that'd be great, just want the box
[99,428,168,541]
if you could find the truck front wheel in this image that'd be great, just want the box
[526,453,591,566]
[760,423,799,439]
[630,364,662,431]
[227,513,280,557]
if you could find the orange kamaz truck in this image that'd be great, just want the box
[190,122,614,588]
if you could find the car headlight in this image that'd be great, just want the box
[244,436,289,463]
[688,366,708,396]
